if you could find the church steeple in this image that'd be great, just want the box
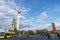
[9,17,16,32]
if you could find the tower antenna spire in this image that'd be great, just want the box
[17,1,21,30]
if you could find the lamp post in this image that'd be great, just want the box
[27,22,30,35]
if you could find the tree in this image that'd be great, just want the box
[42,29,48,35]
[18,30,27,35]
[28,30,34,35]
[35,29,48,36]
[15,30,20,35]
[20,30,25,35]
[35,30,42,35]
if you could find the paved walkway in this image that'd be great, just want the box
[0,36,60,40]
[0,36,48,40]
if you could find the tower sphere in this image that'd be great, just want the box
[17,8,21,13]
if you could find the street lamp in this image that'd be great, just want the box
[27,22,30,35]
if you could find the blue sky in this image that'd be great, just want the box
[0,0,60,32]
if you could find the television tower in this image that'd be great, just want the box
[17,7,21,30]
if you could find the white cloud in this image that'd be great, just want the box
[7,8,17,15]
[0,0,33,31]
[39,17,60,31]
[0,12,5,17]
[44,24,52,31]
[0,0,31,19]
[0,29,4,32]
[39,12,47,18]
[45,24,51,28]
[56,17,60,22]
[20,15,26,19]
[4,16,11,19]
[53,18,60,30]
[0,0,31,31]
[21,7,31,14]
[20,20,34,27]
[0,0,6,5]
[7,0,17,8]
[37,12,47,24]
[0,0,30,19]
[44,22,60,31]
[0,0,17,16]
[52,17,60,28]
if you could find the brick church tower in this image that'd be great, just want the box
[52,22,56,32]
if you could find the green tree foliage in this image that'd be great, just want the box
[23,31,27,35]
[35,30,44,35]
[28,30,34,35]
[35,29,48,36]
[15,29,48,36]
[15,30,20,35]
[50,31,57,34]
[20,31,23,35]
[20,30,27,35]
[15,30,27,35]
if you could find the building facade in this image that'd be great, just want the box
[52,22,56,32]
